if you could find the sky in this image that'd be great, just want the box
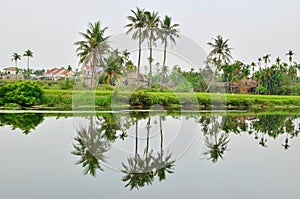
[1,0,300,71]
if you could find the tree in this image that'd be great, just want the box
[23,49,33,74]
[159,15,180,88]
[11,53,21,75]
[286,50,295,66]
[144,11,160,88]
[262,54,271,68]
[74,21,111,88]
[100,50,124,85]
[125,7,147,87]
[205,35,233,92]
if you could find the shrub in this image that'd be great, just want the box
[0,81,44,107]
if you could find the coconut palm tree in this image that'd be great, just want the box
[100,50,124,85]
[144,11,160,88]
[74,21,111,88]
[159,15,180,88]
[125,7,147,87]
[23,49,33,73]
[205,35,233,92]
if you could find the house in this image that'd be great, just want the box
[80,66,103,77]
[123,72,149,87]
[44,68,75,80]
[1,67,17,75]
[1,67,24,80]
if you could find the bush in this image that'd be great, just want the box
[0,81,44,107]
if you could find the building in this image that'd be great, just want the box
[44,68,75,80]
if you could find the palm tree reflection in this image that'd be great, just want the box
[201,116,230,163]
[71,116,110,177]
[121,115,175,190]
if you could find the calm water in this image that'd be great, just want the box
[1,111,300,199]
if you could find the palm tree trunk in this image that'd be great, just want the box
[205,69,217,92]
[15,60,18,80]
[135,119,138,154]
[159,116,163,153]
[160,41,167,89]
[149,37,153,88]
[146,117,151,154]
[27,57,30,80]
[137,29,142,87]
[90,50,96,88]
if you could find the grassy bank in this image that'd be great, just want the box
[40,89,300,110]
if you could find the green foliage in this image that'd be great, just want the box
[0,113,44,134]
[0,81,44,106]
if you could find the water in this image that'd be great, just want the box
[1,111,300,199]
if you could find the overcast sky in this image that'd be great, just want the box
[1,0,300,70]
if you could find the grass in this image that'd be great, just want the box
[37,89,300,110]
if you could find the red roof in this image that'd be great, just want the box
[45,68,57,75]
[52,68,63,75]
[61,70,71,75]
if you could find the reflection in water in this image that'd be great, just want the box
[71,116,111,176]
[0,113,44,134]
[2,111,298,188]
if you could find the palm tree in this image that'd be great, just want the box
[262,54,271,68]
[159,15,180,88]
[125,7,147,87]
[23,49,33,73]
[205,35,233,92]
[286,50,295,66]
[101,50,124,85]
[74,21,111,88]
[11,52,21,67]
[144,11,160,88]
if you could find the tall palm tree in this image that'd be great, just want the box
[286,50,295,66]
[125,7,147,87]
[159,15,180,88]
[262,54,271,68]
[23,49,33,72]
[144,11,160,88]
[11,52,21,67]
[205,35,233,92]
[74,21,111,88]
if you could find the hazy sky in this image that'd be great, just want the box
[1,0,300,70]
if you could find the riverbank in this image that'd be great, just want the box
[39,90,300,110]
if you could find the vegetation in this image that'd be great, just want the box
[0,81,44,107]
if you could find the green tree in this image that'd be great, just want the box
[205,35,233,92]
[159,15,180,87]
[286,50,295,66]
[23,49,33,74]
[144,11,160,88]
[74,21,111,88]
[125,7,147,87]
[100,50,124,85]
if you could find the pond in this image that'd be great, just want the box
[0,111,300,199]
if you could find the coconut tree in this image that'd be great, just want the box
[144,11,160,88]
[100,50,124,85]
[23,49,33,72]
[205,35,233,92]
[159,15,180,88]
[74,21,111,88]
[125,7,147,87]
